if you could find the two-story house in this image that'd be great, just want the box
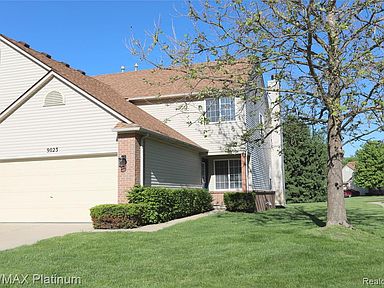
[0,34,285,222]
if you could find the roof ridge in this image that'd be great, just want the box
[93,59,250,77]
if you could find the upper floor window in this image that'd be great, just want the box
[206,97,235,122]
[44,91,64,107]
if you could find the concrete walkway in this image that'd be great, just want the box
[368,202,384,208]
[0,223,93,251]
[0,211,217,251]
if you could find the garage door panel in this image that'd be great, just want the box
[0,156,117,222]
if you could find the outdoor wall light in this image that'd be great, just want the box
[118,155,127,171]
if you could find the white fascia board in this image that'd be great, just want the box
[113,126,207,153]
[0,36,51,71]
[207,150,246,156]
[0,71,54,123]
[128,92,199,102]
[51,72,132,124]
[112,126,141,133]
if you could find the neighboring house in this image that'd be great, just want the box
[0,34,285,222]
[342,161,368,195]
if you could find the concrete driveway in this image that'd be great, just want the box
[0,223,94,251]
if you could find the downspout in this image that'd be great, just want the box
[140,134,149,186]
[245,149,249,193]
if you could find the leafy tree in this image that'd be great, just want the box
[354,141,384,190]
[131,0,384,226]
[284,116,327,203]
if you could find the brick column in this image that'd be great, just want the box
[241,153,247,192]
[117,133,141,203]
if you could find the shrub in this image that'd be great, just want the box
[90,203,152,229]
[127,186,213,223]
[224,192,256,212]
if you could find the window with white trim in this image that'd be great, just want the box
[214,159,242,190]
[206,97,235,122]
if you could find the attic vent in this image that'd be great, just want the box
[44,91,64,107]
[18,41,30,48]
[60,61,70,68]
[41,52,51,59]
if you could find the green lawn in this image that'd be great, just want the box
[1,197,384,288]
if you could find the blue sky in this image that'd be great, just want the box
[0,1,381,156]
[0,1,189,75]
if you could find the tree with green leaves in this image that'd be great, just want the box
[131,0,384,226]
[284,116,327,203]
[354,141,384,191]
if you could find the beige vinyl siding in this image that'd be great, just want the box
[0,39,47,113]
[137,98,246,155]
[0,155,117,222]
[144,138,202,188]
[0,77,120,160]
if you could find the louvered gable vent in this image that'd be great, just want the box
[44,91,64,107]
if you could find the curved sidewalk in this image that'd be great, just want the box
[93,211,217,232]
[0,211,218,251]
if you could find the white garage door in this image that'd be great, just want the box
[0,155,117,222]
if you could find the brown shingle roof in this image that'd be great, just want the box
[0,34,201,149]
[347,161,357,171]
[94,61,250,99]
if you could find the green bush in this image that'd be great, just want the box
[224,192,256,212]
[90,203,152,229]
[127,186,213,223]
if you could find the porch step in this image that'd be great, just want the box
[213,205,226,211]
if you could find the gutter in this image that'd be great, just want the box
[245,149,249,192]
[112,125,208,153]
[128,92,199,103]
[140,133,149,186]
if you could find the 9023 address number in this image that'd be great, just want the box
[47,147,59,153]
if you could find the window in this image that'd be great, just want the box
[214,159,242,190]
[44,91,64,107]
[206,97,235,122]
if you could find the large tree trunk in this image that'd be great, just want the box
[325,1,350,227]
[326,115,350,227]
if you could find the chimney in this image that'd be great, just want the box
[120,65,125,73]
[134,63,139,72]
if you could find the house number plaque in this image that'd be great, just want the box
[47,147,59,153]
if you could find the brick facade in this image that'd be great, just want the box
[117,133,141,203]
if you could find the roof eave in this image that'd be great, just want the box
[112,126,207,153]
[128,92,199,102]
